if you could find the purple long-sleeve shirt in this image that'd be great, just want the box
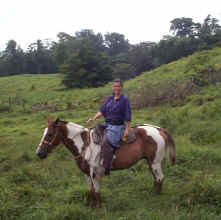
[99,94,131,122]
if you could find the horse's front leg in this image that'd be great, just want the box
[93,174,102,208]
[91,174,102,208]
[87,171,103,208]
[87,177,94,207]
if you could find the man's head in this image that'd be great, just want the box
[112,78,123,96]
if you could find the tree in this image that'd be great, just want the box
[5,40,17,57]
[198,15,221,44]
[0,40,25,76]
[61,39,112,88]
[25,39,57,74]
[128,42,156,74]
[112,63,136,80]
[53,32,77,66]
[104,32,130,56]
[75,29,105,53]
[170,17,201,38]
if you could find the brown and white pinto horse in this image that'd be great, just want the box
[36,117,175,208]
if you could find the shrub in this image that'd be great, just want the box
[0,104,10,112]
[128,79,199,109]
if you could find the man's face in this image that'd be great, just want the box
[112,82,123,95]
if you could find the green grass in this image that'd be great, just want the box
[1,47,221,219]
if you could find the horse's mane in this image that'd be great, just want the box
[132,124,161,129]
[66,122,86,131]
[58,120,68,124]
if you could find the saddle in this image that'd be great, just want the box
[92,123,136,145]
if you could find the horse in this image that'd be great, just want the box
[36,116,175,208]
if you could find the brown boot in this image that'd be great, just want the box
[102,137,114,176]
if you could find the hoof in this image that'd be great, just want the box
[89,201,101,209]
[154,181,162,194]
[95,202,102,208]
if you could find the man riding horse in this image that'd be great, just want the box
[36,79,175,208]
[87,78,131,175]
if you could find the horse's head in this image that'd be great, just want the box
[36,116,65,159]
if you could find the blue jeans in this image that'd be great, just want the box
[105,123,126,147]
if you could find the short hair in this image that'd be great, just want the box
[113,78,123,87]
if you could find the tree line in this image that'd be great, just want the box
[0,15,221,88]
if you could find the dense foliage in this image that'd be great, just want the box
[0,15,220,88]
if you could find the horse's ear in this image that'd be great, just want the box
[46,115,53,123]
[55,118,60,125]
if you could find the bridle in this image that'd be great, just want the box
[42,126,60,147]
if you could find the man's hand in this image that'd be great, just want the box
[87,118,94,124]
[124,121,130,138]
[87,112,103,124]
[123,128,129,137]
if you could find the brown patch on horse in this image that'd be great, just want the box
[139,128,157,164]
[65,137,90,176]
[111,128,157,170]
[61,125,91,176]
[81,130,90,146]
[80,130,91,173]
[157,128,169,146]
[42,120,67,152]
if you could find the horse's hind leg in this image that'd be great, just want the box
[150,162,164,193]
[146,156,164,193]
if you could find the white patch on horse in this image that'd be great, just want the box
[36,128,48,154]
[84,145,92,161]
[66,122,86,153]
[143,123,161,129]
[93,175,101,192]
[139,125,165,182]
[66,125,103,174]
[151,163,164,182]
[139,125,165,161]
[87,175,101,193]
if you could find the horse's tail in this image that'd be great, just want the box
[164,130,176,165]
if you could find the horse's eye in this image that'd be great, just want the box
[48,134,53,137]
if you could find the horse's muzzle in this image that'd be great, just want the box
[37,151,47,159]
[36,146,48,159]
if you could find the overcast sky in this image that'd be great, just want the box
[1,0,221,50]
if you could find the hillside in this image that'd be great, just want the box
[1,47,221,219]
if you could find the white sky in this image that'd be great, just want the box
[1,0,221,50]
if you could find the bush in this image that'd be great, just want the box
[128,79,199,109]
[0,104,10,112]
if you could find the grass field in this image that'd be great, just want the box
[1,48,221,219]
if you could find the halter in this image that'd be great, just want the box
[42,127,60,147]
